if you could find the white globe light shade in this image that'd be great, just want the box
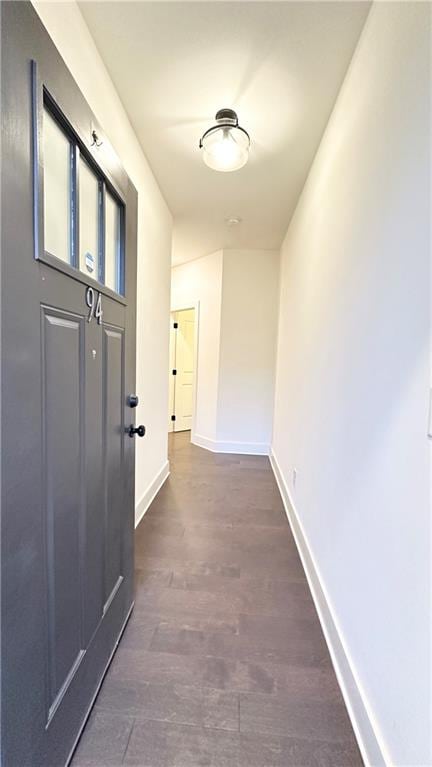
[202,126,249,172]
[199,110,250,172]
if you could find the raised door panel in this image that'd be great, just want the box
[82,314,105,646]
[103,324,125,606]
[42,309,84,714]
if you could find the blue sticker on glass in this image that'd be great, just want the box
[85,251,94,273]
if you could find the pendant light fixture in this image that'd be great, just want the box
[199,109,250,172]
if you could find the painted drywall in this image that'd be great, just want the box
[32,1,173,525]
[171,251,224,442]
[171,249,279,453]
[217,250,279,451]
[272,3,430,764]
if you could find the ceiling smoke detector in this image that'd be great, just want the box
[225,216,242,227]
[199,109,250,172]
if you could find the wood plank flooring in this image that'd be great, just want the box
[72,431,363,767]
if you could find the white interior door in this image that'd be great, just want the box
[168,318,176,432]
[170,309,195,432]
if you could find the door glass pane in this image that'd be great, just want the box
[79,159,100,279]
[105,193,121,292]
[43,110,71,263]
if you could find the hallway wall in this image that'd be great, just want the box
[217,250,279,451]
[171,251,224,443]
[272,3,430,765]
[171,249,279,453]
[32,1,173,525]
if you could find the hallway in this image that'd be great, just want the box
[72,432,362,767]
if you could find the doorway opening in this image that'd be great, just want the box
[168,307,197,437]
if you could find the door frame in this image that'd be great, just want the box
[169,300,200,440]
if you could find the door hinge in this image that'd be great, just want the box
[173,322,178,329]
[172,369,177,375]
[171,415,176,421]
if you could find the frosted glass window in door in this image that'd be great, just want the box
[43,110,71,263]
[105,193,121,292]
[79,159,100,279]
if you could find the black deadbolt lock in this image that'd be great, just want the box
[128,424,145,438]
[128,394,139,408]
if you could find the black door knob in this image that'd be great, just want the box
[128,394,139,408]
[128,424,145,438]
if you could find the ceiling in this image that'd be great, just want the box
[79,1,370,265]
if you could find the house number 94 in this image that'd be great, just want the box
[86,286,103,324]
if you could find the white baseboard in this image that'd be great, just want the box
[192,432,269,456]
[270,449,389,767]
[134,460,170,528]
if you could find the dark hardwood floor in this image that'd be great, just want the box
[72,431,363,767]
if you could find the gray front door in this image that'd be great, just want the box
[1,4,138,765]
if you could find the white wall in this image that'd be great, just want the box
[32,1,173,525]
[217,250,279,451]
[272,3,430,765]
[171,249,279,454]
[171,251,224,442]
